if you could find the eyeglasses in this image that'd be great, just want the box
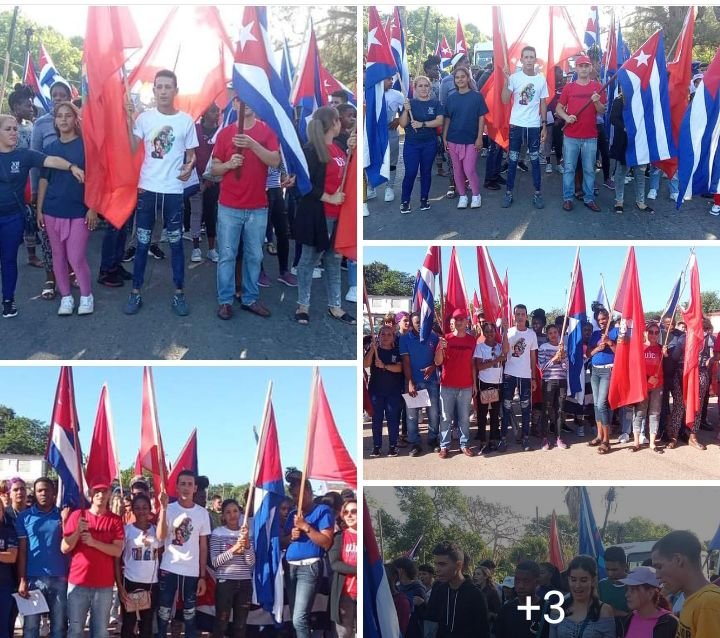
[343,509,358,516]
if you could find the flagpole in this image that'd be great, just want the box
[437,246,445,330]
[297,367,319,515]
[338,125,356,193]
[243,381,273,526]
[377,508,385,562]
[104,385,123,496]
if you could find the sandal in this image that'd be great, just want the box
[629,445,641,453]
[27,255,43,268]
[587,438,602,447]
[689,436,707,451]
[327,309,356,325]
[295,311,309,325]
[597,442,611,454]
[653,446,665,454]
[41,281,56,300]
[667,439,678,450]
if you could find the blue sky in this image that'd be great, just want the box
[0,366,356,485]
[365,246,718,313]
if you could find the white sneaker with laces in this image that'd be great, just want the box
[58,296,74,316]
[384,187,395,202]
[207,248,219,262]
[545,163,553,174]
[647,189,657,200]
[470,195,482,208]
[618,433,630,444]
[191,247,202,262]
[366,186,377,199]
[457,195,469,209]
[78,295,94,315]
[363,203,370,217]
[313,267,323,279]
[639,433,649,445]
[345,286,357,303]
[711,204,720,216]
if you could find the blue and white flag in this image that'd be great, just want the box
[661,273,682,320]
[566,251,587,402]
[387,7,409,95]
[290,20,324,142]
[417,247,440,342]
[578,487,606,579]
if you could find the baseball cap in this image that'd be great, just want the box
[90,482,111,492]
[451,308,467,319]
[619,566,660,588]
[501,576,515,588]
[575,55,592,66]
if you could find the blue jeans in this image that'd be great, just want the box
[67,584,113,638]
[371,393,402,448]
[507,125,541,192]
[407,380,440,445]
[157,570,198,638]
[0,212,25,301]
[347,260,356,287]
[287,561,321,638]
[23,576,68,638]
[401,139,436,202]
[100,215,131,272]
[649,166,679,196]
[297,217,342,309]
[590,365,613,425]
[439,386,472,449]
[502,375,532,438]
[216,204,267,305]
[562,136,597,202]
[132,190,185,290]
[485,140,503,182]
[614,163,647,205]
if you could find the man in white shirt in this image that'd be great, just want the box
[501,46,549,210]
[383,77,405,202]
[156,471,210,638]
[501,304,538,451]
[124,69,199,317]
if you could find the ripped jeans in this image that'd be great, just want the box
[502,374,532,438]
[506,125,542,192]
[132,190,185,290]
[157,570,198,638]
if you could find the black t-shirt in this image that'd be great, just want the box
[367,346,404,396]
[495,598,549,638]
[426,578,490,638]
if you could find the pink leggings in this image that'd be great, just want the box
[44,215,91,296]
[447,142,481,196]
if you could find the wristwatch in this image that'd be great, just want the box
[422,121,426,128]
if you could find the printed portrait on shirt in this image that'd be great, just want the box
[150,125,175,159]
[512,338,527,358]
[171,515,193,546]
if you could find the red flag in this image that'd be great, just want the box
[306,372,356,488]
[455,17,467,55]
[82,6,143,229]
[85,385,120,490]
[481,8,511,149]
[334,151,357,261]
[472,290,481,326]
[443,247,468,332]
[476,247,503,325]
[128,6,233,121]
[682,253,703,427]
[135,367,168,497]
[546,6,584,97]
[503,270,512,327]
[608,248,647,409]
[654,6,695,178]
[166,429,198,498]
[548,510,565,571]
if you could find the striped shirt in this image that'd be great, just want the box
[209,522,256,580]
[538,342,567,380]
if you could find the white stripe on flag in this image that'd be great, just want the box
[709,100,720,193]
[682,96,708,200]
[51,425,83,487]
[628,72,649,165]
[649,62,670,160]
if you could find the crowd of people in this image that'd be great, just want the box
[364,304,719,458]
[364,48,716,217]
[3,74,357,324]
[385,534,720,637]
[0,470,357,638]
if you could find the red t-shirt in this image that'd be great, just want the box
[438,332,476,389]
[213,120,279,210]
[558,80,606,139]
[64,509,124,588]
[644,343,664,390]
[341,528,357,599]
[323,143,347,219]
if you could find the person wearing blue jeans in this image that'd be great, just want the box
[398,76,444,213]
[345,259,357,303]
[156,572,198,638]
[484,139,505,189]
[97,215,132,287]
[16,478,68,638]
[587,307,617,455]
[648,165,679,201]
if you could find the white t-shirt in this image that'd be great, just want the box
[160,502,211,577]
[134,109,199,195]
[122,523,162,584]
[385,89,405,125]
[474,342,503,384]
[504,327,538,378]
[508,71,549,128]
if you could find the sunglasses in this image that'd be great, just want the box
[343,509,358,516]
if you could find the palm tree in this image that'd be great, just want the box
[564,487,582,525]
[600,487,619,540]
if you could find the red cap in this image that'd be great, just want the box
[451,308,467,319]
[575,55,592,66]
[90,482,111,492]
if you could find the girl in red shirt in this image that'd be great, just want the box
[329,499,357,638]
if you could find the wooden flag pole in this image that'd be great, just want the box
[297,367,319,515]
[437,247,445,330]
[243,381,273,528]
[235,100,246,178]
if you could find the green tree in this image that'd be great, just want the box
[604,517,674,544]
[364,261,415,297]
[119,465,155,492]
[0,406,49,455]
[701,291,720,314]
[507,535,548,566]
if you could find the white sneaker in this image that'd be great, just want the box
[384,187,395,202]
[207,248,219,262]
[711,204,720,216]
[669,192,678,202]
[313,267,323,279]
[470,194,482,208]
[647,188,657,200]
[457,195,469,209]
[624,175,633,184]
[363,203,370,217]
[78,294,94,315]
[290,266,298,276]
[539,156,547,165]
[191,247,202,262]
[345,286,357,303]
[58,296,74,316]
[639,433,649,445]
[545,163,553,174]
[618,433,630,444]
[556,163,564,174]
[182,231,193,242]
[366,186,377,199]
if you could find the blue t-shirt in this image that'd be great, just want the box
[41,137,86,219]
[0,148,45,216]
[0,524,17,586]
[589,327,619,366]
[399,331,440,385]
[16,505,69,578]
[443,91,489,144]
[405,98,441,145]
[367,345,404,396]
[284,504,335,561]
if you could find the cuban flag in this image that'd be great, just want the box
[290,20,324,142]
[410,270,421,312]
[617,30,676,167]
[578,487,606,579]
[387,7,409,95]
[584,6,600,52]
[364,6,397,188]
[45,367,87,509]
[565,250,587,402]
[677,45,720,205]
[603,16,630,141]
[319,64,356,105]
[661,273,682,321]
[364,498,400,638]
[417,246,440,342]
[232,7,310,195]
[435,36,453,70]
[22,52,50,112]
[251,393,285,623]
[38,45,68,105]
[280,36,295,97]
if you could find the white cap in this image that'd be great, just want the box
[619,566,660,588]
[501,576,515,588]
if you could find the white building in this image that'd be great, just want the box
[0,455,48,482]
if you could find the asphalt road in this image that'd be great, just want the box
[4,229,357,360]
[364,144,720,240]
[362,399,720,481]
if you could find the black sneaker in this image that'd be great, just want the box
[495,175,507,186]
[400,201,411,214]
[409,444,422,457]
[149,244,165,260]
[420,199,431,211]
[2,300,17,318]
[122,246,136,262]
[561,424,573,434]
[518,160,529,172]
[369,447,381,458]
[388,446,398,457]
[117,264,133,280]
[523,437,531,451]
[97,270,124,288]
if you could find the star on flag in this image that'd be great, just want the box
[237,19,258,52]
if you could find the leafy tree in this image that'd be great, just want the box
[604,517,674,544]
[364,261,415,297]
[208,482,251,503]
[507,535,548,566]
[119,465,155,492]
[701,291,720,314]
[0,406,49,455]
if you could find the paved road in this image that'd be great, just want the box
[364,145,720,240]
[362,401,720,481]
[4,229,357,360]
